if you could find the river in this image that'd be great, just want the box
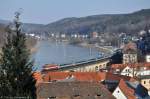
[32,40,101,70]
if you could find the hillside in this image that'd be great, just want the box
[0,8,150,35]
[45,9,150,34]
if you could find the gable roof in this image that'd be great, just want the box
[100,72,135,82]
[38,72,135,83]
[37,82,116,99]
[127,81,149,98]
[123,42,137,54]
[118,79,136,99]
[43,72,101,82]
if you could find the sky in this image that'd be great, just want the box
[0,0,150,24]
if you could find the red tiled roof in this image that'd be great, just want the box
[99,72,134,81]
[43,72,69,81]
[72,72,101,81]
[111,63,150,69]
[123,42,137,53]
[37,82,116,99]
[40,72,135,83]
[118,79,136,99]
[43,72,101,82]
[33,72,43,84]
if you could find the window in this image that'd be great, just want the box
[144,81,146,84]
[97,94,101,96]
[117,90,119,93]
[95,66,99,71]
[74,95,80,97]
[103,64,105,67]
[48,96,56,99]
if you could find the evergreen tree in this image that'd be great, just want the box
[0,11,36,98]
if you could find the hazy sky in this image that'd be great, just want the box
[0,0,150,24]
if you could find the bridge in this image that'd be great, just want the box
[42,55,112,72]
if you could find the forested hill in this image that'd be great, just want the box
[0,8,150,35]
[44,9,150,34]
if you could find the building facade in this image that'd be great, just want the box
[140,75,150,95]
[123,42,138,64]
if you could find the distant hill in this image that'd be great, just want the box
[0,8,150,35]
[0,19,44,33]
[22,23,44,33]
[44,9,150,34]
[0,19,10,24]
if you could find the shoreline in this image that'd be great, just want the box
[30,40,41,54]
[71,42,113,55]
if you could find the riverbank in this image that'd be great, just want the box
[73,42,114,55]
[30,40,40,54]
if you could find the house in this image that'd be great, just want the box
[113,79,150,99]
[36,82,115,99]
[113,79,136,99]
[111,64,137,77]
[139,75,150,95]
[120,66,134,77]
[122,42,138,64]
[111,63,150,77]
[34,71,137,93]
[34,71,142,99]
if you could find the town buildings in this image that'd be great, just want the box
[34,71,150,99]
[113,79,149,99]
[34,27,150,99]
[34,72,118,99]
[110,63,150,77]
[122,42,137,64]
[113,79,136,99]
[37,82,115,99]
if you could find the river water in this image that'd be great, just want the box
[32,40,101,70]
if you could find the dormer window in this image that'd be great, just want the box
[144,81,146,84]
[48,96,56,99]
[97,94,101,96]
[74,94,80,97]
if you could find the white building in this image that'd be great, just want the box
[113,79,136,99]
[121,66,135,77]
[146,54,150,62]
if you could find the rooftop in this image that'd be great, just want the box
[34,71,136,83]
[123,42,137,54]
[118,79,136,99]
[111,62,150,69]
[37,82,116,99]
[138,75,150,79]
